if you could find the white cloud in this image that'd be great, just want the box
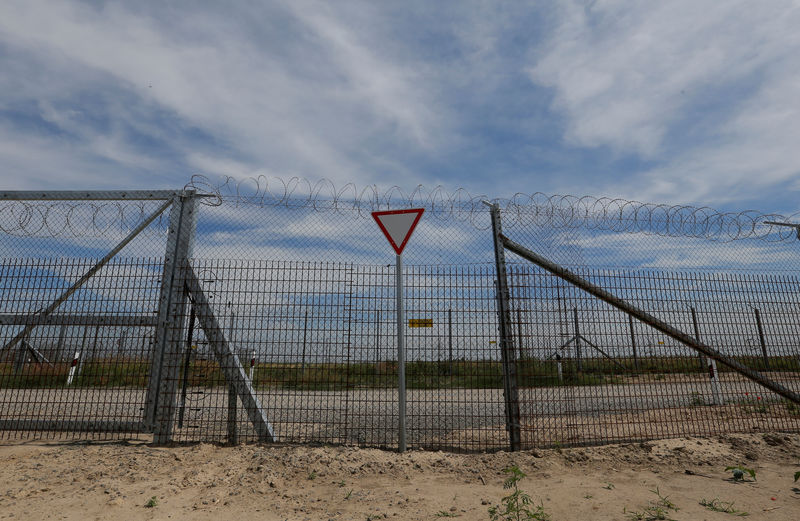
[0,0,450,189]
[529,0,800,203]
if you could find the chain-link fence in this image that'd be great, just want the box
[1,178,799,451]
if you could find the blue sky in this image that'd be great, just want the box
[2,1,800,214]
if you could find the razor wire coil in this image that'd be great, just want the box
[185,174,800,243]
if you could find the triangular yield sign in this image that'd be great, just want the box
[372,208,424,255]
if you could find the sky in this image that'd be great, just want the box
[2,0,800,214]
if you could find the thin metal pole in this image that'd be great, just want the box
[227,309,238,445]
[691,307,704,372]
[499,234,800,405]
[375,309,380,366]
[178,306,196,429]
[629,315,639,371]
[301,309,308,376]
[516,308,524,361]
[396,253,406,452]
[448,308,453,376]
[754,308,770,370]
[573,307,583,372]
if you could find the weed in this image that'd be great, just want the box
[699,497,749,516]
[345,489,353,500]
[144,496,158,508]
[307,470,317,480]
[487,465,550,521]
[725,465,756,482]
[584,494,593,499]
[689,391,705,406]
[603,482,615,490]
[336,480,346,487]
[624,487,679,521]
[794,470,799,482]
[435,511,460,517]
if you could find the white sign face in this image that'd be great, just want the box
[371,209,424,255]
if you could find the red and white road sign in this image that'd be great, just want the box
[371,208,424,255]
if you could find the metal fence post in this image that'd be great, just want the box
[487,202,522,452]
[691,307,705,372]
[573,307,583,372]
[629,315,640,371]
[149,191,197,444]
[754,308,770,370]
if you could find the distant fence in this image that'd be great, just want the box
[1,180,799,451]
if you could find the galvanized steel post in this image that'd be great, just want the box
[486,202,522,452]
[396,253,407,452]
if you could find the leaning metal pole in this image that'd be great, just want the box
[499,233,800,406]
[486,203,522,452]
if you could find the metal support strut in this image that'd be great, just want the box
[486,202,522,452]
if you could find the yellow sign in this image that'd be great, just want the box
[408,318,433,328]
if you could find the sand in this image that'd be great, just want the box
[0,433,799,520]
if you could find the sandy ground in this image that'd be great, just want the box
[0,433,799,521]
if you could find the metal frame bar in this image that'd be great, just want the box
[498,232,800,405]
[0,420,144,433]
[0,190,190,201]
[0,314,157,327]
[185,266,276,442]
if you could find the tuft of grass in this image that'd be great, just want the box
[144,496,158,508]
[624,487,679,521]
[699,497,749,516]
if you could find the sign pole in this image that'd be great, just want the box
[396,253,406,452]
[371,207,424,453]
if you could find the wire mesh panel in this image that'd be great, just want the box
[507,264,800,448]
[171,260,511,451]
[0,257,163,440]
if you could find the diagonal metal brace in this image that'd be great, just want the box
[184,266,276,442]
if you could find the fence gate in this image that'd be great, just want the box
[487,203,800,450]
[0,190,198,441]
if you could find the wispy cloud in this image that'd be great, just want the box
[528,0,800,206]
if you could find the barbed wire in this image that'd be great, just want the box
[0,176,795,242]
[185,174,800,242]
[0,200,169,238]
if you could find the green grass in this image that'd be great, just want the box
[2,353,798,391]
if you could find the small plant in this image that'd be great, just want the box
[603,482,615,490]
[435,511,460,517]
[144,496,158,508]
[794,470,799,482]
[583,494,593,499]
[699,497,749,516]
[344,489,353,500]
[624,487,679,521]
[336,479,346,487]
[725,465,756,482]
[488,465,550,521]
[307,470,317,480]
[689,391,705,406]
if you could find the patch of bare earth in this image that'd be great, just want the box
[0,433,799,520]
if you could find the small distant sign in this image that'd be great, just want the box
[408,318,433,328]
